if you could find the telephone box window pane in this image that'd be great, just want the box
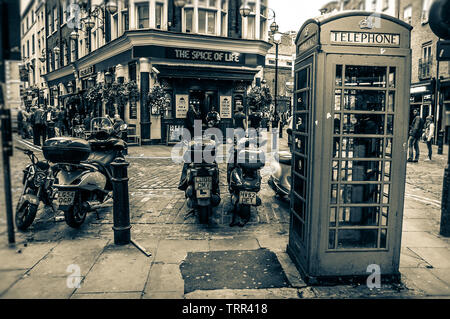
[334,114,341,134]
[292,214,305,242]
[336,65,342,86]
[337,229,378,249]
[297,68,308,90]
[296,91,309,110]
[332,160,339,181]
[330,207,337,227]
[384,161,391,181]
[340,137,384,159]
[385,138,393,158]
[293,196,305,220]
[380,229,387,248]
[294,175,306,199]
[388,92,395,112]
[343,90,386,111]
[344,65,387,87]
[383,184,390,204]
[335,90,342,111]
[294,157,307,178]
[294,135,307,155]
[329,230,336,249]
[389,67,396,88]
[331,184,338,204]
[340,184,381,204]
[296,113,308,132]
[333,137,340,158]
[340,161,382,182]
[338,206,380,226]
[343,114,384,135]
[381,207,389,226]
[387,115,394,135]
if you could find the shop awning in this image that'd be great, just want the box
[154,63,260,81]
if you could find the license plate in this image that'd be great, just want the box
[240,191,257,205]
[58,191,75,206]
[195,177,212,199]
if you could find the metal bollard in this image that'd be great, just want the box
[111,157,131,245]
[437,130,444,155]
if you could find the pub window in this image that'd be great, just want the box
[403,5,412,25]
[112,13,119,39]
[184,8,193,32]
[198,1,217,35]
[155,1,164,29]
[122,10,129,32]
[183,0,226,36]
[421,0,432,24]
[221,0,228,37]
[136,3,149,29]
[71,39,77,62]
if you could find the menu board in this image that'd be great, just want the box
[220,96,232,119]
[176,94,189,118]
[129,100,137,119]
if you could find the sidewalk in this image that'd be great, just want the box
[0,135,449,299]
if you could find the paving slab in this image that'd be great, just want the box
[0,270,26,296]
[1,274,78,299]
[399,248,432,268]
[409,247,450,269]
[401,231,448,248]
[71,292,143,299]
[185,288,301,299]
[28,239,108,277]
[400,268,450,296]
[143,291,184,299]
[144,263,184,296]
[256,235,288,252]
[402,218,439,232]
[209,237,260,251]
[0,242,57,271]
[430,269,450,287]
[75,244,152,293]
[154,239,209,263]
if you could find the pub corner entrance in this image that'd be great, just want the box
[287,11,412,284]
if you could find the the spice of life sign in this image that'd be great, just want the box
[330,31,400,46]
[171,48,242,64]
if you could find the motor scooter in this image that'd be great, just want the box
[43,117,126,228]
[15,147,56,230]
[181,122,221,224]
[227,134,265,226]
[268,126,292,198]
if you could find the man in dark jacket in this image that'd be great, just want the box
[407,109,424,163]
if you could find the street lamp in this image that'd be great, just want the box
[67,82,74,94]
[239,2,252,17]
[104,71,113,85]
[174,0,187,7]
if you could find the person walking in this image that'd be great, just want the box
[32,106,46,146]
[407,109,424,163]
[233,105,247,131]
[423,115,435,161]
[17,107,24,138]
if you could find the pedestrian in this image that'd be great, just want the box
[45,106,56,139]
[23,107,33,139]
[206,106,221,128]
[185,103,201,139]
[423,115,435,161]
[17,107,24,138]
[407,109,425,163]
[31,106,46,146]
[271,112,279,132]
[233,105,247,131]
[84,112,93,132]
[248,107,262,130]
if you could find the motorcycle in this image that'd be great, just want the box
[227,134,265,226]
[268,128,292,198]
[181,123,221,224]
[43,117,126,228]
[15,147,56,230]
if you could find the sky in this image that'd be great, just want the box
[20,0,332,32]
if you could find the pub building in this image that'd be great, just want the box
[42,0,271,144]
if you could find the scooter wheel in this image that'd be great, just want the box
[15,202,38,231]
[198,206,211,224]
[64,205,87,228]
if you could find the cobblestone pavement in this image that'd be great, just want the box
[0,134,290,242]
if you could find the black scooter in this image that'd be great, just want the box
[181,123,221,224]
[227,134,265,226]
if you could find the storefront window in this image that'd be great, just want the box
[137,3,149,29]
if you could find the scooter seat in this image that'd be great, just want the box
[237,149,265,170]
[276,151,292,165]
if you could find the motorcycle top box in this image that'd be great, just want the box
[43,137,91,163]
[236,149,265,170]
